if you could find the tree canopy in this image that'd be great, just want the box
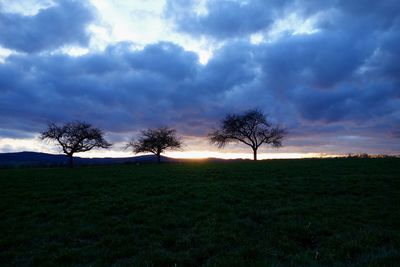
[40,121,112,167]
[209,109,287,160]
[126,127,182,163]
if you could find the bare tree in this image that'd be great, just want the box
[40,121,112,167]
[209,109,287,160]
[126,127,182,163]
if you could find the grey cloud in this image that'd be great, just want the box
[0,0,94,53]
[1,37,399,151]
[0,42,205,137]
[165,0,289,39]
[127,42,199,80]
[165,0,400,40]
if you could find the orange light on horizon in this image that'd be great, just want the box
[0,137,342,159]
[165,151,340,160]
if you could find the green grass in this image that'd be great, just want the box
[0,158,399,266]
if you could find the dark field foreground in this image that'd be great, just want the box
[0,158,399,266]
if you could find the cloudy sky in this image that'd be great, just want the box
[0,0,399,159]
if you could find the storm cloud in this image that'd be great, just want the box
[0,0,94,53]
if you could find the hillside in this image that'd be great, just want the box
[0,151,180,167]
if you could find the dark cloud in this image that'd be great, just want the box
[165,0,400,39]
[127,42,199,80]
[165,0,289,39]
[290,83,395,123]
[0,42,205,137]
[255,31,375,91]
[0,0,94,53]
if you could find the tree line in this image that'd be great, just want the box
[41,109,287,167]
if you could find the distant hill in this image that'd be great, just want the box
[0,151,182,167]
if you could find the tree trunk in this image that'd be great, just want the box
[253,148,257,161]
[68,154,74,168]
[157,153,161,164]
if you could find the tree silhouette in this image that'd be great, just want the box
[126,127,182,163]
[209,109,287,160]
[40,121,112,167]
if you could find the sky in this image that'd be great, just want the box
[0,0,399,159]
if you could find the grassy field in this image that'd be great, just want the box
[0,158,399,266]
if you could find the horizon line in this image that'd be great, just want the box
[2,150,398,160]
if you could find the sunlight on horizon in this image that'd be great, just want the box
[165,151,339,160]
[0,137,340,159]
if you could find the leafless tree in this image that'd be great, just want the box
[126,127,182,163]
[40,121,112,167]
[209,109,287,160]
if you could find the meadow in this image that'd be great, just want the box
[0,158,399,266]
